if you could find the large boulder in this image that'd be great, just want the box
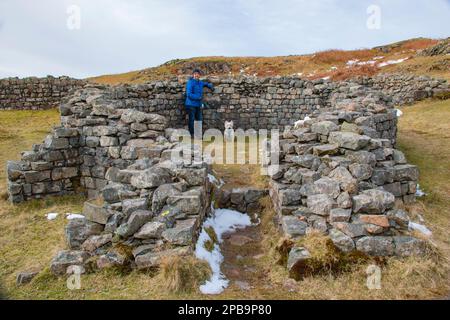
[311,121,339,136]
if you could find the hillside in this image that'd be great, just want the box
[89,37,449,85]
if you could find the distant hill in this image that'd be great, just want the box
[88,37,449,85]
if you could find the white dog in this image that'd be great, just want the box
[224,121,235,142]
[294,115,312,129]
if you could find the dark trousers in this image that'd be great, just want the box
[186,106,203,136]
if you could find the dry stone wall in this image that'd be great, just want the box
[0,76,86,110]
[5,73,447,275]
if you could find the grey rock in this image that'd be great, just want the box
[81,234,112,252]
[65,218,104,249]
[166,194,202,215]
[83,202,113,225]
[356,236,395,256]
[122,198,149,216]
[329,229,355,253]
[16,271,39,285]
[349,163,373,181]
[393,236,427,257]
[152,183,185,213]
[307,194,336,216]
[329,132,370,150]
[50,250,90,276]
[311,121,339,136]
[162,218,197,245]
[387,209,410,229]
[135,222,167,239]
[312,177,341,198]
[97,251,127,269]
[176,168,207,186]
[116,210,153,238]
[393,165,419,182]
[130,166,172,189]
[353,189,395,214]
[337,192,352,209]
[287,247,311,279]
[281,216,308,238]
[329,208,352,223]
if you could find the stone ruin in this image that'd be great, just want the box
[5,75,448,278]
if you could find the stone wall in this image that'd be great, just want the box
[5,74,439,274]
[0,76,86,110]
[266,108,425,266]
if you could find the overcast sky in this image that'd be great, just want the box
[0,0,449,79]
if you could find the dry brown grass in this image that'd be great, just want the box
[329,65,380,81]
[158,256,212,294]
[312,49,376,65]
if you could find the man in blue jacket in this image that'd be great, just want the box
[185,69,214,137]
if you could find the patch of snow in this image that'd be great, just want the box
[415,184,426,197]
[330,66,338,70]
[409,222,432,237]
[373,56,385,60]
[396,109,403,117]
[46,213,59,221]
[322,76,330,80]
[378,57,409,67]
[346,59,360,66]
[195,208,252,295]
[66,213,85,220]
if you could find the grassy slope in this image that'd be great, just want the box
[88,38,449,85]
[1,99,449,299]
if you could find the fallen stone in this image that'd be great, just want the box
[83,202,113,225]
[393,236,428,257]
[50,250,90,276]
[116,210,153,238]
[287,247,311,279]
[65,218,104,249]
[81,234,113,252]
[16,271,39,285]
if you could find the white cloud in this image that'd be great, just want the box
[0,0,449,78]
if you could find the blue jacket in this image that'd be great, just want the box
[185,78,214,108]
